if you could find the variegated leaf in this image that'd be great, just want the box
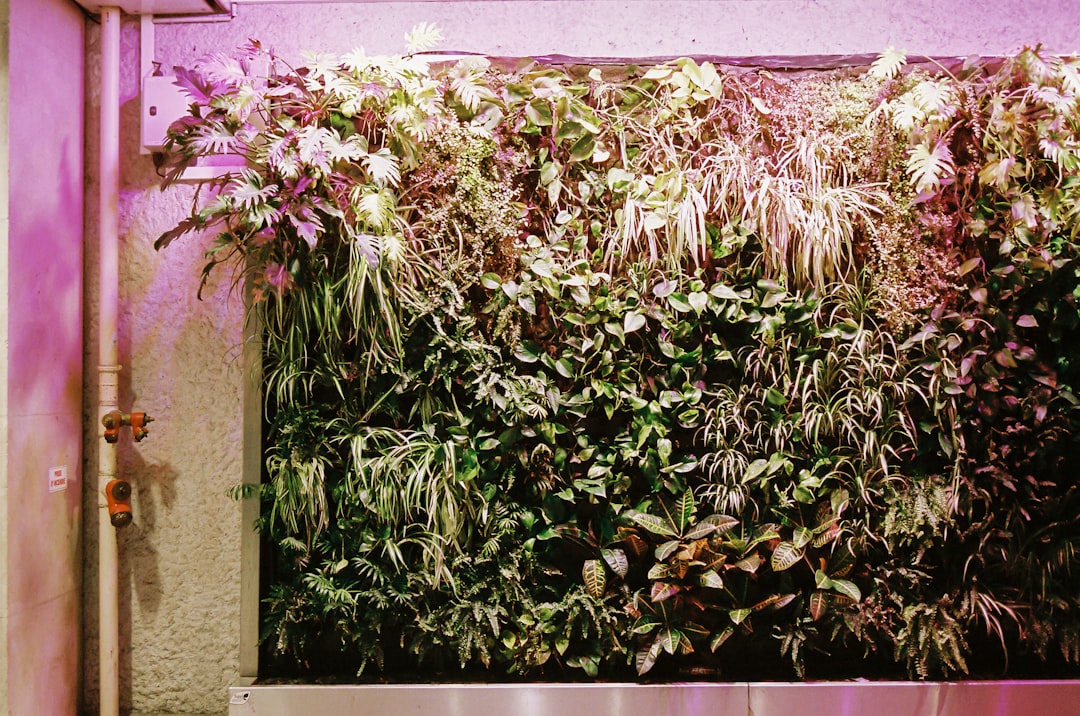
[650,581,681,603]
[686,513,739,539]
[770,541,804,571]
[601,548,628,578]
[710,625,735,653]
[809,590,828,621]
[634,640,662,676]
[582,559,606,599]
[812,522,842,548]
[829,578,862,602]
[698,569,724,589]
[751,593,796,611]
[654,539,680,562]
[792,526,814,549]
[658,627,680,655]
[728,608,752,626]
[628,511,678,538]
[675,489,695,534]
[734,553,762,573]
[647,562,673,580]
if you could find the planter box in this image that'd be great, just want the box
[228,680,1080,716]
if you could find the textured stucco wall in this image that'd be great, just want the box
[3,0,85,715]
[84,2,1080,715]
[82,15,247,716]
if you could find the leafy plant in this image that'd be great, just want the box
[158,38,1080,682]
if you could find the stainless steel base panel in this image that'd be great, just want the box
[228,680,1080,716]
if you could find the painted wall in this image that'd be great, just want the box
[1,0,85,714]
[83,2,1080,715]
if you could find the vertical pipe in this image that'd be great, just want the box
[98,7,121,716]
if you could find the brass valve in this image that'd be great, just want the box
[102,410,154,443]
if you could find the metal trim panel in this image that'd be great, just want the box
[229,681,1080,716]
[747,681,1080,716]
[228,683,750,716]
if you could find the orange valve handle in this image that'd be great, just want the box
[130,412,154,442]
[105,479,133,528]
[102,410,123,444]
[100,410,154,443]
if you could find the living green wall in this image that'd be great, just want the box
[156,37,1080,682]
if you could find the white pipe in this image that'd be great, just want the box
[98,7,122,716]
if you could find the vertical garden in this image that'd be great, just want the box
[156,28,1080,680]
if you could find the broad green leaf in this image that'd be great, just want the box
[709,283,741,300]
[526,100,554,127]
[792,526,814,549]
[514,341,541,363]
[586,463,610,480]
[623,311,647,333]
[749,523,782,546]
[569,133,595,162]
[743,458,769,484]
[667,293,693,313]
[478,437,501,451]
[765,387,787,407]
[556,120,585,142]
[957,256,982,276]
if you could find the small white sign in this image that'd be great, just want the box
[48,465,67,493]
